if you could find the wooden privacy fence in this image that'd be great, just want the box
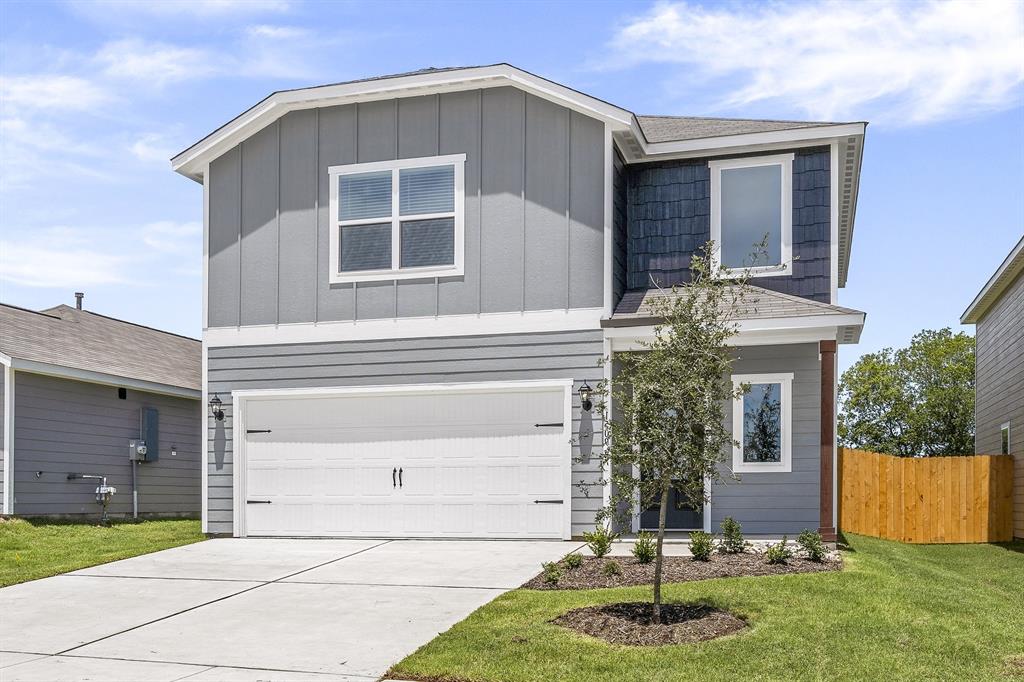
[839,447,1014,543]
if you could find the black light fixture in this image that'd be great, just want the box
[578,381,593,412]
[209,393,225,422]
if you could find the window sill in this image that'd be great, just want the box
[329,264,463,285]
[732,461,792,474]
[720,264,792,279]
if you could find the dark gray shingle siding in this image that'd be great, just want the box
[621,148,831,302]
[612,148,628,303]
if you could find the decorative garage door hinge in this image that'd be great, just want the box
[246,429,272,434]
[534,422,563,428]
[533,500,564,504]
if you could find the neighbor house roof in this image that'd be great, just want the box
[0,303,200,398]
[171,63,867,288]
[961,235,1024,324]
[604,285,866,343]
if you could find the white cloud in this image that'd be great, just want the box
[0,222,202,289]
[96,39,215,87]
[0,228,134,288]
[246,24,307,39]
[130,133,177,163]
[608,0,1024,124]
[141,221,202,254]
[0,75,111,112]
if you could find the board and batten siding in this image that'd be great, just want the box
[206,330,605,537]
[975,270,1024,538]
[11,372,201,517]
[206,87,606,327]
[713,343,822,534]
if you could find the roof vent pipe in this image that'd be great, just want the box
[75,292,84,309]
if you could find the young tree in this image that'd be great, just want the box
[839,328,975,456]
[590,242,756,623]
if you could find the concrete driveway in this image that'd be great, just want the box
[0,538,581,682]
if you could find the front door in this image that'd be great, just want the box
[639,481,704,531]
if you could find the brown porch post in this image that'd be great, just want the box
[819,340,837,541]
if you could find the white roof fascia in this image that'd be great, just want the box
[172,64,634,182]
[961,235,1024,324]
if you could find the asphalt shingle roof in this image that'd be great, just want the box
[0,304,200,392]
[605,285,864,327]
[635,115,852,143]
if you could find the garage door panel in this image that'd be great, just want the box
[241,385,569,539]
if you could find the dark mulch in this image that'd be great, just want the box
[553,601,747,646]
[523,552,840,590]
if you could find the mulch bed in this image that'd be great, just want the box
[523,552,840,590]
[553,601,747,646]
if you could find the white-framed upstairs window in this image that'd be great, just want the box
[1001,421,1011,456]
[732,372,793,473]
[709,153,793,278]
[328,154,466,284]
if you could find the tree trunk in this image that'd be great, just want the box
[652,482,670,624]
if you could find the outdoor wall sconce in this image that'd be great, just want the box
[578,381,593,412]
[209,393,225,422]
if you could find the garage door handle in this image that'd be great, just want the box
[534,500,563,504]
[393,468,397,488]
[534,422,563,428]
[246,500,272,504]
[398,468,403,488]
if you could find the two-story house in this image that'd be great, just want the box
[173,64,866,541]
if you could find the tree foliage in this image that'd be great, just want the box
[838,328,975,456]
[588,242,757,622]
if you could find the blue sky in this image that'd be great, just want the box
[1,0,1021,374]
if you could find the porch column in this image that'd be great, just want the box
[819,340,837,541]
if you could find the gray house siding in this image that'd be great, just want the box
[206,330,605,537]
[11,372,201,517]
[1,368,5,511]
[207,87,606,328]
[621,148,831,302]
[974,271,1024,538]
[712,343,822,534]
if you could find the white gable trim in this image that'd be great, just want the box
[172,64,634,182]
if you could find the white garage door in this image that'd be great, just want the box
[237,383,571,539]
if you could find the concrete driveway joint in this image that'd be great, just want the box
[0,538,580,681]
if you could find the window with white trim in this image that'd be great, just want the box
[1001,421,1011,456]
[328,154,465,283]
[710,154,793,277]
[732,373,793,473]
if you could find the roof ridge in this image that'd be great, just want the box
[42,305,200,343]
[1,302,63,320]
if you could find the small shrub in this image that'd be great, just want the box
[584,525,617,558]
[765,537,793,565]
[797,529,827,562]
[564,552,584,570]
[541,561,562,584]
[719,516,747,554]
[632,531,657,564]
[690,531,714,561]
[602,560,622,577]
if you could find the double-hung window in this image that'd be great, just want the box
[709,153,793,277]
[328,154,465,283]
[732,373,793,473]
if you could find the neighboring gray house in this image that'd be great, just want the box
[172,64,866,540]
[961,235,1023,540]
[0,298,201,518]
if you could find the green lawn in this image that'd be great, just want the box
[0,518,204,587]
[392,535,1024,682]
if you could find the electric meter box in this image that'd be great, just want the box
[130,407,159,462]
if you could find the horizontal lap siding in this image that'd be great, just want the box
[206,87,605,327]
[712,343,821,534]
[1,368,5,510]
[975,271,1024,538]
[12,372,201,517]
[206,330,605,536]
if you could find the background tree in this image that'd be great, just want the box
[590,243,756,623]
[839,328,975,456]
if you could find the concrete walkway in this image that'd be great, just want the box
[0,538,581,681]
